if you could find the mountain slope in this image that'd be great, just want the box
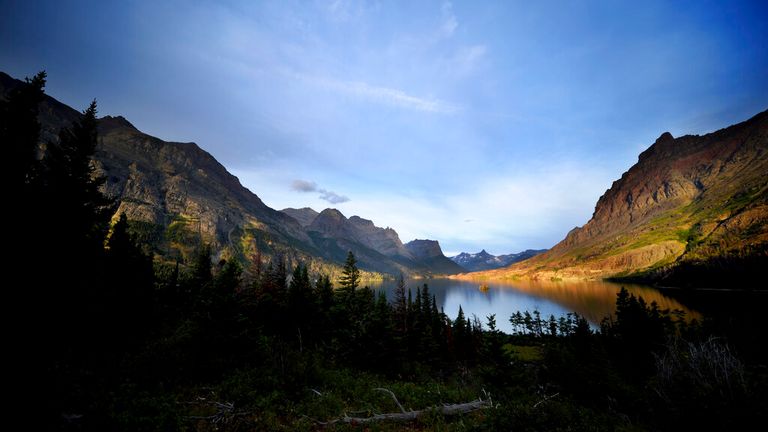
[451,249,546,272]
[0,72,314,264]
[96,115,314,256]
[1,71,463,276]
[467,110,768,285]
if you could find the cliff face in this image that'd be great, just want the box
[472,110,768,283]
[96,116,311,253]
[406,240,466,275]
[281,207,319,227]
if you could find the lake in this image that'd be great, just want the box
[367,278,699,334]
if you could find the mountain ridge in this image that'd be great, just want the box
[451,249,546,272]
[459,109,768,286]
[1,71,461,277]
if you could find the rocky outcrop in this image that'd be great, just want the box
[406,240,466,275]
[405,240,445,259]
[281,207,319,227]
[464,109,768,284]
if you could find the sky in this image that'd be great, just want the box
[2,0,767,256]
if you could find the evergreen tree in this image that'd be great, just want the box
[43,100,112,255]
[454,305,468,360]
[338,251,360,296]
[393,273,408,334]
[2,70,46,190]
[314,274,334,312]
[105,213,154,344]
[191,244,213,289]
[314,274,334,341]
[288,264,316,347]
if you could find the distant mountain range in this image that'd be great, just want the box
[450,249,546,272]
[280,207,465,275]
[465,109,768,286]
[0,71,462,277]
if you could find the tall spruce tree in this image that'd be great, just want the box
[338,251,360,296]
[2,70,46,190]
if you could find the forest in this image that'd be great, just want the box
[6,73,768,431]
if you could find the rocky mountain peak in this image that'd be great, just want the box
[656,131,674,143]
[99,115,137,131]
[348,215,375,228]
[405,239,444,259]
[451,248,546,271]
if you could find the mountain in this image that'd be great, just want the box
[451,249,546,272]
[281,207,319,227]
[405,240,466,274]
[299,208,463,275]
[467,110,768,286]
[1,71,462,276]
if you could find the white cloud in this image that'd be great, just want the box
[324,0,378,22]
[339,163,612,254]
[452,44,487,75]
[440,2,458,36]
[235,163,613,255]
[297,73,459,113]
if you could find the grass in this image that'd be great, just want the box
[168,367,490,431]
[504,344,544,362]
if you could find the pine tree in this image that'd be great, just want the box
[338,251,360,297]
[393,273,407,334]
[105,213,154,344]
[288,264,316,340]
[44,100,112,254]
[454,305,468,360]
[314,274,334,312]
[2,70,46,190]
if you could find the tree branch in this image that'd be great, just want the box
[374,387,406,413]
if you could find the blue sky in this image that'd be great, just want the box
[2,0,766,255]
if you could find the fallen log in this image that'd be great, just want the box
[318,389,493,425]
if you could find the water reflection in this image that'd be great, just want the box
[367,278,698,334]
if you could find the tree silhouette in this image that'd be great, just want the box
[2,70,46,190]
[338,251,360,297]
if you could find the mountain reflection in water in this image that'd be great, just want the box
[369,278,698,334]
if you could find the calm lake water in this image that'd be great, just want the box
[367,278,699,334]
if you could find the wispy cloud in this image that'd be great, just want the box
[297,73,459,114]
[319,190,349,204]
[440,2,458,37]
[452,44,487,75]
[291,179,350,204]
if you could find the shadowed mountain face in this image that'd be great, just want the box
[1,71,462,276]
[469,110,768,285]
[281,207,319,227]
[405,240,467,274]
[280,207,464,275]
[451,249,546,272]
